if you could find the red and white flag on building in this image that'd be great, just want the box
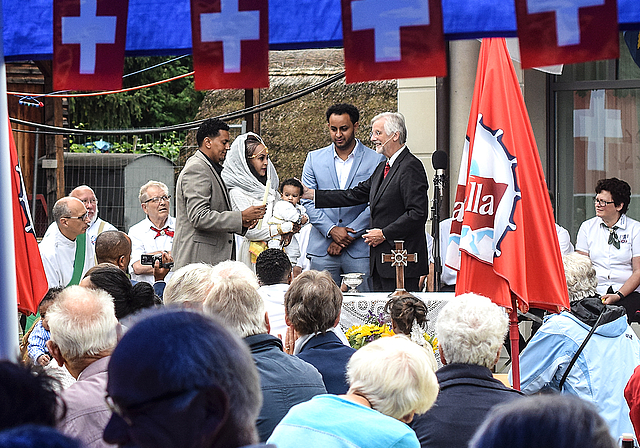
[446,38,569,314]
[53,0,129,91]
[9,124,48,315]
[340,0,446,83]
[515,0,619,68]
[190,0,269,90]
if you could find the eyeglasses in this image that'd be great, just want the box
[594,197,615,207]
[105,389,200,427]
[144,195,171,204]
[63,212,89,221]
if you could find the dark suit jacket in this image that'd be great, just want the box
[173,151,243,269]
[410,363,523,448]
[296,331,355,395]
[315,147,429,279]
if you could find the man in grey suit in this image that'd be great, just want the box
[302,104,384,291]
[173,118,265,269]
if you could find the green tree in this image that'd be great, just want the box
[68,56,204,129]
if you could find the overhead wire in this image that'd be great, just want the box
[10,71,346,136]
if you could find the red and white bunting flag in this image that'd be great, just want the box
[9,124,48,315]
[53,0,128,91]
[341,0,446,83]
[515,0,619,69]
[191,0,269,90]
[446,38,569,314]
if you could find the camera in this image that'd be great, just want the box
[140,253,173,269]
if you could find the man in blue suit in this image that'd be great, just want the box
[302,104,384,291]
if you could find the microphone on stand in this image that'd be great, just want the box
[432,150,448,199]
[430,150,448,292]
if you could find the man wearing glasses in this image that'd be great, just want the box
[39,197,93,287]
[128,180,175,284]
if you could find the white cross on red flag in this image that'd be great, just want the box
[515,0,619,68]
[53,0,129,91]
[190,0,269,90]
[340,0,446,83]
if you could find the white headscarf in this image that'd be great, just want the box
[222,132,279,200]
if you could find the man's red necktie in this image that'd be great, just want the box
[151,226,174,238]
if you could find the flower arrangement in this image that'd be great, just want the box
[423,333,439,354]
[345,311,395,350]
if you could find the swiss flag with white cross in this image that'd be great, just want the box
[190,0,269,90]
[515,0,619,68]
[340,0,446,83]
[53,0,128,91]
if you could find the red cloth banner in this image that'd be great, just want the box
[515,0,619,69]
[341,0,446,83]
[191,0,269,90]
[9,125,48,315]
[53,0,129,91]
[446,38,569,313]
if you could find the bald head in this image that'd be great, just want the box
[95,231,132,271]
[46,285,117,362]
[52,197,89,240]
[70,185,98,223]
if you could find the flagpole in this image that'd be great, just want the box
[0,0,20,361]
[509,296,520,390]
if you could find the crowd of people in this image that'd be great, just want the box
[4,103,640,447]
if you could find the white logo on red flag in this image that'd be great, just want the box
[53,0,128,91]
[351,0,430,62]
[515,0,618,68]
[573,90,622,171]
[340,0,446,83]
[61,0,116,74]
[526,0,604,46]
[200,0,260,73]
[190,0,269,90]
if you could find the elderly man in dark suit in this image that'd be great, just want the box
[173,118,265,269]
[302,112,429,292]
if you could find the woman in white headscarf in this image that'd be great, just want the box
[222,132,297,269]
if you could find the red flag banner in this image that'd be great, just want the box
[190,0,269,90]
[446,38,569,313]
[515,0,618,69]
[9,125,48,315]
[53,0,129,91]
[340,0,446,83]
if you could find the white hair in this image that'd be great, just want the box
[203,276,267,338]
[371,112,407,144]
[163,263,214,307]
[563,252,598,304]
[47,286,118,361]
[138,180,169,203]
[211,260,259,289]
[436,293,508,368]
[347,335,439,419]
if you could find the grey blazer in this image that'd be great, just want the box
[173,151,243,269]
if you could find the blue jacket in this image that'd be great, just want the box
[302,140,384,259]
[296,331,356,395]
[517,298,640,438]
[244,333,326,442]
[410,363,523,448]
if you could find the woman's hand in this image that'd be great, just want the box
[602,293,621,304]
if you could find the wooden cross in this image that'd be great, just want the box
[381,240,418,296]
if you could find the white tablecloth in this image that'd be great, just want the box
[339,292,455,368]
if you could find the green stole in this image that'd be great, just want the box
[67,232,86,286]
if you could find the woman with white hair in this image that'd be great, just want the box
[518,252,640,438]
[268,335,439,448]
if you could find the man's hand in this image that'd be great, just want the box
[242,205,266,227]
[300,215,308,225]
[37,354,50,366]
[327,241,343,256]
[301,184,315,200]
[329,227,355,247]
[363,228,385,247]
[602,293,620,305]
[281,233,294,247]
[153,251,173,282]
